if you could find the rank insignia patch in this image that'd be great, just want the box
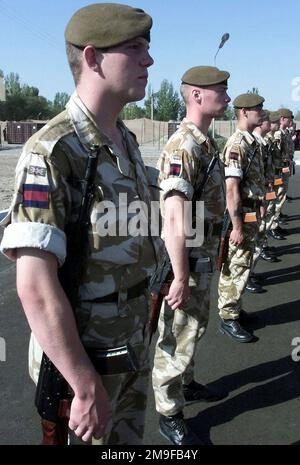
[169,153,183,176]
[28,165,47,177]
[23,184,49,208]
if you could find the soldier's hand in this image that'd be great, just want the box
[69,375,112,443]
[165,278,190,310]
[229,228,244,246]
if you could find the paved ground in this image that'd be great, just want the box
[0,148,300,445]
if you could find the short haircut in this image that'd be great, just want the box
[65,42,83,86]
[180,83,190,105]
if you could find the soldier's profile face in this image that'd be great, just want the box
[271,122,279,131]
[201,84,231,117]
[97,37,153,103]
[247,106,264,125]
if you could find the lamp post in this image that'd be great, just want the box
[214,33,230,66]
[212,33,230,138]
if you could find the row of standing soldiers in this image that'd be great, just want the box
[152,71,297,445]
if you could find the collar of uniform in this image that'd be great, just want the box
[66,92,110,149]
[253,131,267,146]
[181,118,208,145]
[236,128,256,146]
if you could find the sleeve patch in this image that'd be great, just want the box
[28,165,47,177]
[229,151,239,160]
[169,153,183,176]
[22,184,49,209]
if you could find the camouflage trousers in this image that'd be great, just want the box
[29,290,151,445]
[271,175,289,230]
[152,271,212,416]
[252,198,276,266]
[218,222,258,319]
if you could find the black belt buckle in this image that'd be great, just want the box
[86,344,139,375]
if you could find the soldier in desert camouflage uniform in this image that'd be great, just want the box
[245,111,276,293]
[269,108,294,239]
[0,3,161,445]
[218,93,265,343]
[152,66,230,445]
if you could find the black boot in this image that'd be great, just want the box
[246,277,266,293]
[268,229,285,240]
[260,249,278,262]
[220,319,254,343]
[159,412,203,445]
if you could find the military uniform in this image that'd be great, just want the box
[264,110,283,232]
[218,126,265,319]
[1,91,161,443]
[152,117,225,416]
[272,127,290,226]
[251,127,279,265]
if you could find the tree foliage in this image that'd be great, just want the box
[143,80,182,121]
[0,71,70,120]
[247,87,260,95]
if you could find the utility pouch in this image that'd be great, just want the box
[243,212,257,223]
[189,256,212,273]
[86,344,139,375]
[265,191,276,201]
[274,177,283,186]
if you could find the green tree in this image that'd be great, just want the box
[215,104,235,121]
[0,94,52,120]
[120,102,145,120]
[247,87,259,95]
[5,72,22,96]
[155,80,181,121]
[51,92,70,114]
[21,85,39,97]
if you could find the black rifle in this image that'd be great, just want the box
[149,149,220,342]
[35,144,100,445]
[217,144,258,271]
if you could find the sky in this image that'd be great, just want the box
[1,0,300,113]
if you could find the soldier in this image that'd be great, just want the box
[152,66,230,445]
[0,3,161,445]
[246,111,278,293]
[269,108,293,237]
[265,111,286,239]
[218,93,265,343]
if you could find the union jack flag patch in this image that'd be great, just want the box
[28,165,47,177]
[22,184,49,209]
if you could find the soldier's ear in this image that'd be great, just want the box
[83,45,102,72]
[241,108,248,118]
[192,88,202,104]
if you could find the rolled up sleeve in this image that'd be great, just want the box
[0,222,66,266]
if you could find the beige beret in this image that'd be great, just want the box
[181,66,230,87]
[65,3,152,48]
[277,108,294,118]
[233,93,265,109]
[269,111,281,123]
